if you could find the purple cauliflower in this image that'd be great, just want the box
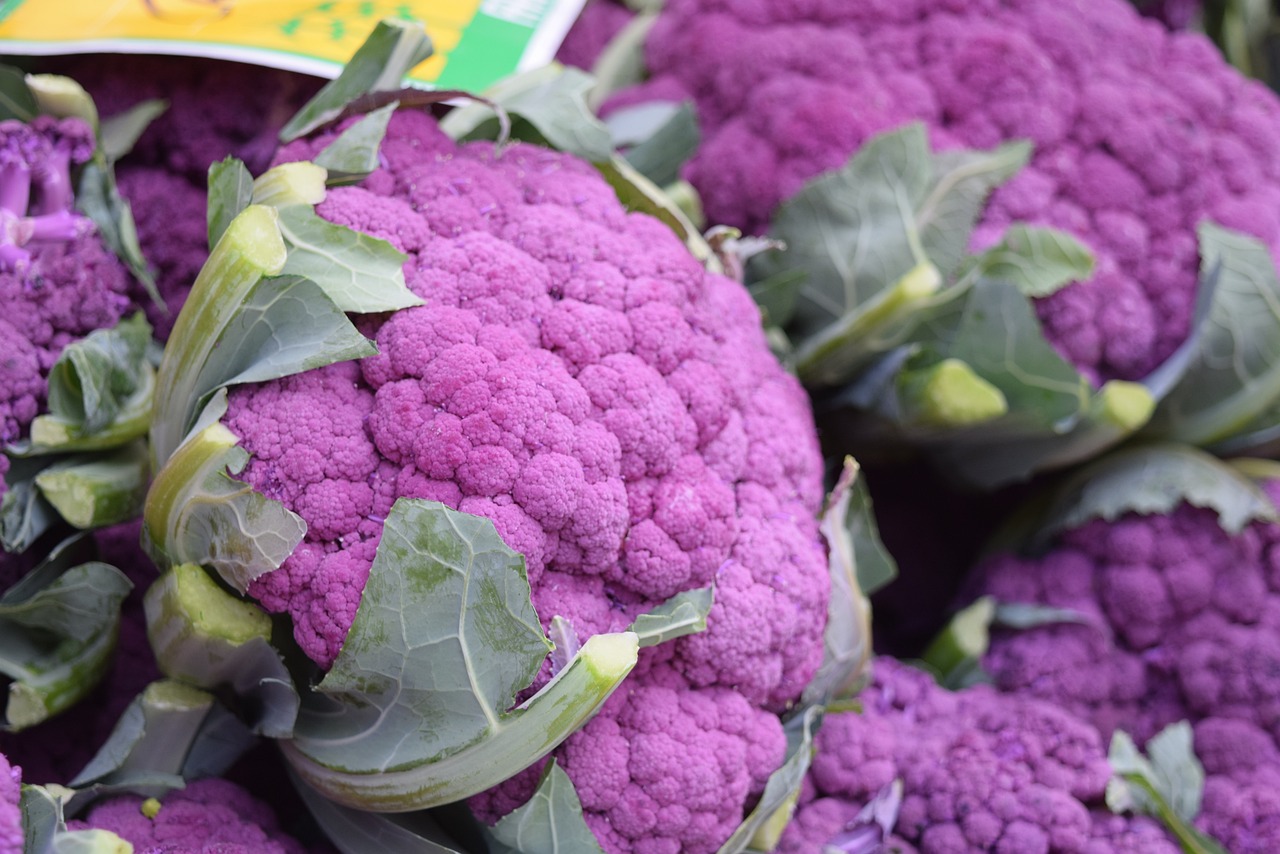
[557,0,636,70]
[968,479,1280,850]
[216,108,830,853]
[0,116,131,449]
[68,778,308,854]
[603,0,1280,384]
[774,658,1180,854]
[0,754,19,853]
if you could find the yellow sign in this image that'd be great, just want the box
[0,0,585,91]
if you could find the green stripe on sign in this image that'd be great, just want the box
[435,12,530,91]
[0,0,27,25]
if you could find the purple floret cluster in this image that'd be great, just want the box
[610,0,1280,383]
[222,108,829,853]
[969,481,1280,850]
[0,116,131,450]
[775,658,1180,854]
[68,778,307,853]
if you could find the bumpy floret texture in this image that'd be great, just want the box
[68,778,306,854]
[773,659,1179,854]
[51,55,319,338]
[557,0,636,69]
[0,753,19,854]
[969,482,1280,849]
[224,110,828,853]
[604,0,1280,383]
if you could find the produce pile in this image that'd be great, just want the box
[2,0,1280,851]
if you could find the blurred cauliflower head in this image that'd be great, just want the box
[609,0,1280,383]
[218,109,829,852]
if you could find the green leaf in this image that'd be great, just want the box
[965,225,1095,298]
[283,500,638,810]
[291,770,469,854]
[37,313,154,443]
[206,157,254,250]
[440,65,613,164]
[75,160,163,309]
[609,101,700,189]
[717,705,821,854]
[275,205,420,313]
[1,455,60,553]
[1146,223,1280,446]
[33,441,150,531]
[151,204,289,463]
[25,74,98,128]
[595,154,721,274]
[486,760,606,854]
[1028,443,1277,550]
[314,102,398,186]
[0,559,131,730]
[0,65,36,121]
[143,393,306,593]
[144,563,299,737]
[1107,723,1227,854]
[99,99,167,163]
[70,679,253,796]
[628,586,713,647]
[21,784,133,854]
[753,124,1029,343]
[280,18,433,141]
[801,458,876,708]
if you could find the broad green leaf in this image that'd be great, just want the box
[1,455,60,553]
[99,98,166,162]
[280,18,433,141]
[1028,443,1277,550]
[611,101,700,188]
[596,154,721,274]
[718,705,821,854]
[486,760,606,854]
[753,124,1029,343]
[628,586,713,647]
[291,771,468,854]
[801,458,875,708]
[76,160,162,309]
[31,313,153,449]
[144,563,298,737]
[21,784,131,854]
[314,102,398,186]
[1107,723,1226,854]
[289,499,551,772]
[441,65,613,164]
[0,561,131,730]
[33,441,150,531]
[0,65,36,121]
[70,680,255,794]
[966,225,1095,298]
[143,394,306,592]
[276,205,420,313]
[1146,223,1280,446]
[206,157,254,250]
[180,274,377,426]
[284,500,638,810]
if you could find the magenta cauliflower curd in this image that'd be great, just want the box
[215,109,830,853]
